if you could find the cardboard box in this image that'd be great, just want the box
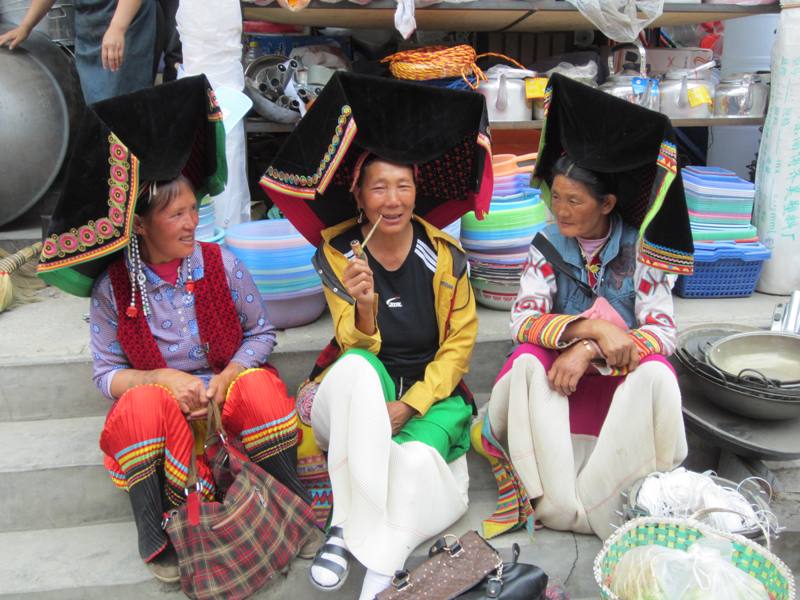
[646,48,714,75]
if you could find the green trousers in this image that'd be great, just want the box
[340,349,472,463]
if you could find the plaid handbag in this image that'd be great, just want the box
[163,403,317,600]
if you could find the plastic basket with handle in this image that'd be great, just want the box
[594,510,796,600]
[675,242,771,298]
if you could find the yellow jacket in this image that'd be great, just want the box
[312,215,478,415]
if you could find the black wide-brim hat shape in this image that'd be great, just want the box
[260,71,493,247]
[534,73,694,274]
[37,75,227,297]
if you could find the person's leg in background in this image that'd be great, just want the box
[157,0,180,81]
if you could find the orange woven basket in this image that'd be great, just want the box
[381,45,526,89]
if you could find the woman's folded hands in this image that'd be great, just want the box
[589,320,639,373]
[158,362,246,420]
[547,343,593,396]
[158,368,207,417]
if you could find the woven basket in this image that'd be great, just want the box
[594,515,796,600]
[380,45,526,89]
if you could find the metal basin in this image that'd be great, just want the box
[676,347,800,400]
[0,25,82,226]
[677,323,800,398]
[684,360,800,420]
[708,331,800,388]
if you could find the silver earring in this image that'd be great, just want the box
[126,234,151,318]
[357,208,365,224]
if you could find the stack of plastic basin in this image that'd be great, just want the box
[196,197,224,244]
[224,219,325,329]
[677,166,770,298]
[457,151,546,310]
[461,187,547,310]
[682,166,758,242]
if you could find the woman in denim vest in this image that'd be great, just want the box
[476,155,687,540]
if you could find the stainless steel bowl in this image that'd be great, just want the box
[708,331,800,388]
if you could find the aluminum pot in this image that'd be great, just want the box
[599,73,660,112]
[708,331,800,388]
[714,73,769,118]
[0,25,83,226]
[659,66,715,119]
[478,70,533,122]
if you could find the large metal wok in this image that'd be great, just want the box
[708,331,800,388]
[0,25,83,226]
[676,324,800,420]
[678,324,800,398]
[678,354,800,420]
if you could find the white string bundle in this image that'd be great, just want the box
[635,468,780,537]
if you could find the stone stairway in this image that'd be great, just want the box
[0,288,792,598]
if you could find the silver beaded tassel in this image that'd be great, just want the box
[126,233,151,318]
[184,252,195,294]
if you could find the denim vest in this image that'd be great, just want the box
[542,213,639,329]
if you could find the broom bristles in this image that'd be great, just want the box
[0,243,46,312]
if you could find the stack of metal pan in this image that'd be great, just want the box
[676,324,800,420]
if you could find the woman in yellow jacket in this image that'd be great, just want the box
[304,154,478,600]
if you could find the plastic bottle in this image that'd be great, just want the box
[245,40,258,65]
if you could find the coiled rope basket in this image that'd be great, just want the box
[381,45,526,89]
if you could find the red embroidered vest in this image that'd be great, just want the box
[108,242,243,373]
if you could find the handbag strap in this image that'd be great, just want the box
[185,401,228,494]
[428,534,465,558]
[531,233,595,299]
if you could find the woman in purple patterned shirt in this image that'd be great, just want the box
[89,176,321,582]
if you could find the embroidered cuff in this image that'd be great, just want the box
[517,314,582,349]
[629,329,664,358]
[595,331,665,376]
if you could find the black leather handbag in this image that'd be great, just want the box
[456,543,548,600]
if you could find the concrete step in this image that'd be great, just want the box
[0,290,513,422]
[0,414,498,531]
[0,416,129,532]
[0,288,784,422]
[0,498,602,599]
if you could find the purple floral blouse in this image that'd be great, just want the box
[89,243,276,399]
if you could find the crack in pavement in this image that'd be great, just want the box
[563,532,579,588]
